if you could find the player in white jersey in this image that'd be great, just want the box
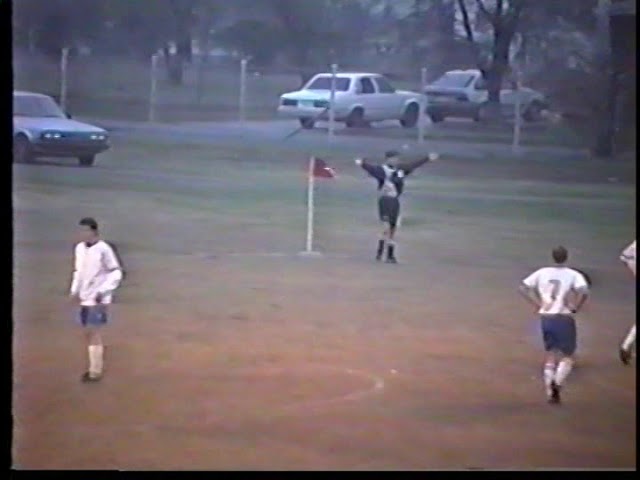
[619,239,635,365]
[518,246,590,404]
[69,218,123,382]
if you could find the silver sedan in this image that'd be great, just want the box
[13,91,110,167]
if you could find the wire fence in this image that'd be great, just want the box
[13,50,591,151]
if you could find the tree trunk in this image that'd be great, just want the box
[479,21,516,122]
[593,70,619,158]
[293,44,313,86]
[487,24,512,104]
[164,46,184,86]
[177,36,192,64]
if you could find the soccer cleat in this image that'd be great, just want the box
[376,240,385,261]
[619,347,632,365]
[81,372,102,383]
[385,244,397,264]
[548,381,561,405]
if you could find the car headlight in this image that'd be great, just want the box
[42,131,63,139]
[90,133,108,141]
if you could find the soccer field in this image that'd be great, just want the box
[12,138,636,469]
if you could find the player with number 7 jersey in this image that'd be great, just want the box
[518,246,590,405]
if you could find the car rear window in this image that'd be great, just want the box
[305,77,351,92]
[431,73,475,89]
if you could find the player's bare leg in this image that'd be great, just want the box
[83,326,105,382]
[543,352,558,402]
[620,324,635,365]
[385,226,398,263]
[550,353,574,404]
[376,224,388,261]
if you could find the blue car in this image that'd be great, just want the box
[13,91,110,167]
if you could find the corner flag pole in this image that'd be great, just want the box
[305,156,316,253]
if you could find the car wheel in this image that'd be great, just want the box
[429,113,444,123]
[345,107,365,128]
[78,155,95,167]
[523,101,544,122]
[476,102,493,122]
[400,103,419,128]
[299,117,315,129]
[13,134,34,164]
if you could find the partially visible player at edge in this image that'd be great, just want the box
[619,239,635,365]
[518,246,590,404]
[69,217,123,382]
[355,151,438,263]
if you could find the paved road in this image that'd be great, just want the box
[83,117,589,161]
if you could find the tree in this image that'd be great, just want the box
[457,0,526,110]
[269,0,324,72]
[13,0,108,58]
[266,0,369,82]
[214,20,284,67]
[13,0,223,84]
[102,0,221,85]
[397,0,462,75]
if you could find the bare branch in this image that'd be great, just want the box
[457,0,475,43]
[505,0,526,32]
[474,0,493,24]
[496,0,504,18]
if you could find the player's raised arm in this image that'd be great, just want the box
[355,157,385,181]
[399,152,439,176]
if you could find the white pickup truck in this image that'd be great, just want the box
[277,72,425,129]
[425,69,548,123]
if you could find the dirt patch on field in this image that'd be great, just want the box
[12,250,636,470]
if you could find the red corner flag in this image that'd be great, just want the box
[311,157,336,178]
[303,157,335,254]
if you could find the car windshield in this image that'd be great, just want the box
[431,73,475,89]
[13,95,66,118]
[305,76,351,92]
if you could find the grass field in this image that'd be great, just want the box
[13,52,590,149]
[12,137,636,470]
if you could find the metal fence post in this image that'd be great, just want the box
[418,67,428,143]
[328,63,338,142]
[239,58,248,123]
[148,52,160,123]
[512,69,522,154]
[60,47,69,112]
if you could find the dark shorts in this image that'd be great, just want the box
[378,196,400,228]
[540,314,576,356]
[78,305,109,327]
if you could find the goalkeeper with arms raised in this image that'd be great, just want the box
[355,151,438,263]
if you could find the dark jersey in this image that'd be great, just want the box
[359,155,433,198]
[360,163,406,197]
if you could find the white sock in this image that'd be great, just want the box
[622,325,636,351]
[88,345,104,376]
[554,358,573,387]
[543,362,556,394]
